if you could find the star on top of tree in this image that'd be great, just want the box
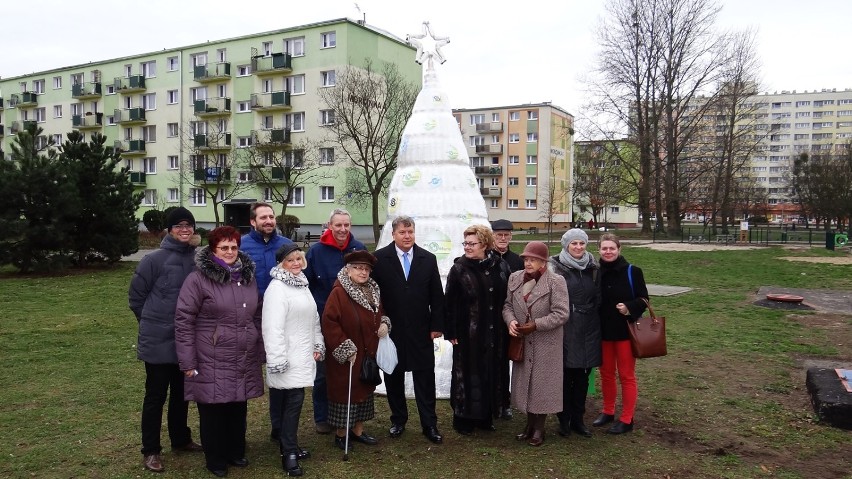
[407,21,450,67]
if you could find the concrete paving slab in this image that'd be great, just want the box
[647,284,692,297]
[756,286,852,314]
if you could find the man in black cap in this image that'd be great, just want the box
[490,218,521,420]
[129,206,203,472]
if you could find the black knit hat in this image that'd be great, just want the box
[275,242,301,263]
[167,207,195,231]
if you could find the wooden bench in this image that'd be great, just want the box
[716,234,736,244]
[527,227,538,235]
[688,234,706,243]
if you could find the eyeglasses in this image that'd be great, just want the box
[172,224,194,231]
[462,241,481,247]
[216,245,239,252]
[494,233,511,238]
[348,264,371,272]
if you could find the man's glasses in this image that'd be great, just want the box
[462,241,481,247]
[216,245,239,252]
[172,224,194,231]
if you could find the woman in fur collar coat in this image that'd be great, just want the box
[321,251,391,451]
[175,226,264,477]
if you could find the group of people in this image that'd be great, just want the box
[129,205,648,477]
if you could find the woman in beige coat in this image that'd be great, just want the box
[503,241,570,446]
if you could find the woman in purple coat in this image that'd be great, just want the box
[175,226,265,478]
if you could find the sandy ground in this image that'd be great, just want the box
[636,241,852,264]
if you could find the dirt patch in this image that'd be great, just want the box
[778,256,852,264]
[638,243,761,252]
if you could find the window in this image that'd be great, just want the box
[142,93,156,110]
[321,70,336,87]
[795,101,810,107]
[191,52,207,67]
[53,105,62,118]
[142,189,157,206]
[190,188,206,205]
[191,87,207,101]
[261,115,274,129]
[509,111,520,121]
[285,74,305,94]
[52,134,62,145]
[610,206,620,214]
[141,61,156,78]
[489,199,499,208]
[168,155,179,169]
[167,56,179,71]
[795,111,811,118]
[124,96,133,109]
[53,76,62,89]
[216,48,226,62]
[469,136,484,147]
[216,84,226,98]
[508,177,519,186]
[527,132,538,142]
[508,155,519,165]
[237,101,251,113]
[262,79,273,93]
[143,157,157,174]
[320,186,334,201]
[33,79,45,94]
[262,41,273,56]
[168,188,179,202]
[526,155,537,164]
[320,147,334,165]
[526,199,537,209]
[142,125,156,142]
[795,122,810,128]
[107,115,116,125]
[35,107,46,122]
[284,36,305,56]
[106,84,116,95]
[237,170,255,183]
[290,187,305,206]
[237,65,251,76]
[470,114,485,125]
[526,176,537,186]
[285,112,305,132]
[508,199,519,209]
[838,110,852,117]
[509,133,519,143]
[238,136,253,148]
[167,123,178,138]
[491,112,500,122]
[263,188,273,202]
[320,31,336,48]
[285,149,304,168]
[527,110,538,120]
[167,90,179,104]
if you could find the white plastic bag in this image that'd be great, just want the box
[376,335,398,375]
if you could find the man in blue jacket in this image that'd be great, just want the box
[304,208,366,434]
[129,207,203,473]
[240,202,292,441]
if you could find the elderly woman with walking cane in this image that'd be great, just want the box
[321,251,391,454]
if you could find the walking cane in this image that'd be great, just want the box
[343,357,354,461]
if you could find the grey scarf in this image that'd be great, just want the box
[559,249,595,271]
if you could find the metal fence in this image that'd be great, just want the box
[673,225,836,246]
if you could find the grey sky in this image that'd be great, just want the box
[2,0,849,116]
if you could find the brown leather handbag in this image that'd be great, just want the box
[508,335,524,361]
[626,298,667,358]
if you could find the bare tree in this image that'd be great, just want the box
[178,118,254,226]
[538,154,570,243]
[573,140,639,227]
[792,142,852,230]
[317,58,419,241]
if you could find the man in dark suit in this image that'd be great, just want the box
[491,218,522,420]
[371,216,445,444]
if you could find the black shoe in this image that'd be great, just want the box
[422,426,443,444]
[389,423,405,438]
[453,425,474,436]
[501,407,513,420]
[334,435,350,450]
[297,447,310,460]
[207,467,227,478]
[606,420,633,434]
[557,426,571,437]
[228,458,249,468]
[592,413,614,427]
[572,422,593,437]
[349,430,378,445]
[282,453,303,477]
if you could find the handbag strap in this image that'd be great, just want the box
[639,297,657,321]
[628,264,634,299]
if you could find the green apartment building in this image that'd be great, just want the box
[0,18,420,232]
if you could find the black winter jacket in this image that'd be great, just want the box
[598,255,648,341]
[550,256,602,368]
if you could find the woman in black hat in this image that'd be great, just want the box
[321,251,391,451]
[262,243,323,476]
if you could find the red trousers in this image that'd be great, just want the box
[599,340,637,423]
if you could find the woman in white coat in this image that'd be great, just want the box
[263,243,325,477]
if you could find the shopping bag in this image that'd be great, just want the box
[376,335,398,374]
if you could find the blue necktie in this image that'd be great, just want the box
[402,252,410,280]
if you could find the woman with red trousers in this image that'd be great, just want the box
[593,233,647,434]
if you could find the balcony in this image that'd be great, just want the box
[253,128,292,148]
[118,139,146,156]
[193,167,231,183]
[128,171,147,185]
[72,82,102,99]
[0,97,4,111]
[475,144,503,155]
[251,91,291,112]
[479,187,503,198]
[194,98,232,118]
[72,112,104,130]
[115,75,146,93]
[115,108,147,125]
[476,121,504,133]
[194,63,231,83]
[253,52,292,76]
[194,133,232,150]
[12,92,38,109]
[474,165,503,176]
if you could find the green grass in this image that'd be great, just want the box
[1,247,851,478]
